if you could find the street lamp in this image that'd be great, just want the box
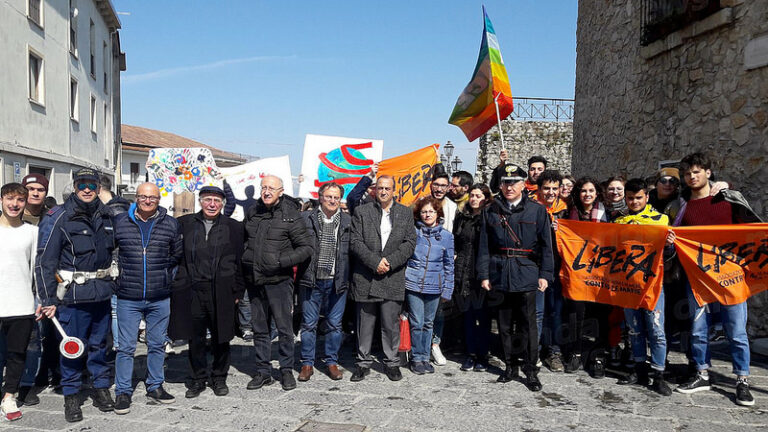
[444,140,454,159]
[442,141,455,175]
[451,156,462,173]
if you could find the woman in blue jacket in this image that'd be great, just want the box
[405,197,454,375]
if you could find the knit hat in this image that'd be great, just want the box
[22,174,49,190]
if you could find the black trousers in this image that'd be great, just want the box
[36,318,61,386]
[497,291,538,370]
[563,299,586,358]
[188,287,230,383]
[1,316,35,394]
[249,279,294,374]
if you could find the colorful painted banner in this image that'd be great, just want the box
[556,220,666,310]
[674,223,768,306]
[448,6,514,142]
[146,148,220,196]
[377,144,440,206]
[219,156,294,221]
[298,134,383,200]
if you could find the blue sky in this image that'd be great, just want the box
[114,0,577,175]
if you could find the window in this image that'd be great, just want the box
[90,95,97,134]
[70,78,78,121]
[103,41,109,93]
[69,1,78,56]
[28,0,42,28]
[89,20,95,78]
[28,49,44,105]
[130,163,140,184]
[28,166,49,176]
[641,0,722,46]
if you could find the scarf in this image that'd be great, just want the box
[316,209,341,279]
[570,201,607,222]
[612,204,669,226]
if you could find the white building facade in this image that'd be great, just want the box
[0,0,124,202]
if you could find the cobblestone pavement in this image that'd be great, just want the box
[4,336,768,432]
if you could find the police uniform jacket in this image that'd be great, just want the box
[35,194,116,306]
[476,195,554,292]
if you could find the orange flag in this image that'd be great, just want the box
[674,223,768,306]
[377,144,440,206]
[556,220,667,310]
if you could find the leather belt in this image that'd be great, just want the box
[493,248,533,258]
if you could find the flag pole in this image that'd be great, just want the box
[494,92,506,152]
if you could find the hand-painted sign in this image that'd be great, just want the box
[146,148,220,196]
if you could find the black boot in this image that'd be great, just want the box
[524,368,543,392]
[650,370,672,396]
[64,394,83,423]
[618,363,647,385]
[497,364,519,383]
[91,388,115,412]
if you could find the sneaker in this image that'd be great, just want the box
[247,373,274,389]
[544,352,565,373]
[91,388,115,412]
[564,354,581,374]
[410,362,426,375]
[592,359,605,379]
[185,381,206,399]
[423,362,435,374]
[138,329,146,344]
[386,366,403,381]
[736,380,755,407]
[18,386,39,406]
[242,330,254,341]
[164,342,174,355]
[114,394,131,415]
[473,359,488,372]
[1,396,22,422]
[650,371,672,397]
[281,370,297,391]
[146,386,175,404]
[64,394,82,422]
[460,357,475,372]
[431,344,447,366]
[676,373,711,394]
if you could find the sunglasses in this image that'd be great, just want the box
[76,183,97,191]
[658,177,679,185]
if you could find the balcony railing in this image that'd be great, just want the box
[508,97,574,122]
[641,0,722,46]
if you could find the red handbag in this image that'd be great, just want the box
[398,314,411,352]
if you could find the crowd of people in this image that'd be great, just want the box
[0,150,762,424]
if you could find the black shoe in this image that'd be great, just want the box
[618,363,647,385]
[386,366,403,381]
[350,367,370,382]
[185,381,206,399]
[18,386,39,406]
[676,373,711,394]
[473,358,488,372]
[650,371,672,396]
[460,357,475,372]
[564,355,581,374]
[281,370,297,391]
[591,359,605,379]
[608,347,622,368]
[247,373,274,390]
[524,369,543,392]
[146,386,175,404]
[114,394,131,415]
[91,388,115,412]
[212,380,229,397]
[410,362,426,375]
[736,380,755,406]
[497,365,519,383]
[64,394,83,423]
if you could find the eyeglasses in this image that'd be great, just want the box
[200,197,223,205]
[76,183,97,191]
[136,195,160,202]
[431,183,449,190]
[658,177,679,185]
[420,210,436,215]
[261,186,283,193]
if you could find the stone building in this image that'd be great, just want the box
[574,0,768,335]
[476,98,574,185]
[0,0,125,201]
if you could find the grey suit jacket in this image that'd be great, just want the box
[350,201,417,302]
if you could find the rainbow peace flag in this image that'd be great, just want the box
[448,7,514,142]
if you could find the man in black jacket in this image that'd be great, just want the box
[169,186,245,398]
[297,182,351,382]
[477,164,554,392]
[242,175,312,391]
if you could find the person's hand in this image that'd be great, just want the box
[666,230,676,246]
[440,297,450,304]
[235,299,239,305]
[376,258,390,274]
[36,305,56,321]
[710,181,729,196]
[538,278,548,292]
[481,279,491,291]
[499,149,508,163]
[370,163,379,176]
[552,219,559,232]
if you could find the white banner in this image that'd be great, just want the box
[297,134,383,200]
[219,156,293,221]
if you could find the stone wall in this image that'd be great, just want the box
[475,120,573,185]
[574,0,768,336]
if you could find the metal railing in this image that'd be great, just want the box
[641,0,722,46]
[508,97,574,122]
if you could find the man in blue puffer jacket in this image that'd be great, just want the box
[112,183,182,414]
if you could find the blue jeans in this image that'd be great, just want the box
[686,283,750,376]
[542,281,564,353]
[625,290,666,371]
[115,297,170,395]
[536,289,545,345]
[58,302,111,396]
[431,304,443,345]
[111,295,119,350]
[300,279,348,366]
[406,291,441,363]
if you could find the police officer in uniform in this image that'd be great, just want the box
[476,164,554,392]
[35,168,118,422]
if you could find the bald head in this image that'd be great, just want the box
[260,175,284,207]
[136,182,160,197]
[135,182,161,218]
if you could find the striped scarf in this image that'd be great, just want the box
[316,210,341,279]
